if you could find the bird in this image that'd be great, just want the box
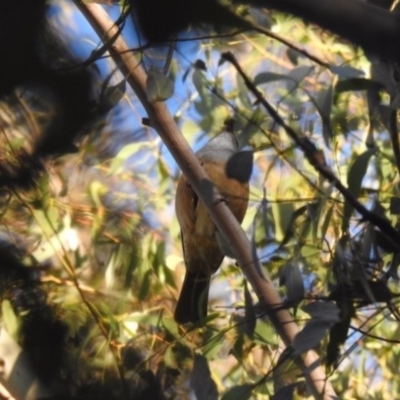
[174,123,251,324]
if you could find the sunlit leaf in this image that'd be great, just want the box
[2,300,20,339]
[99,78,126,111]
[109,141,153,174]
[202,330,226,358]
[271,201,295,243]
[146,66,174,102]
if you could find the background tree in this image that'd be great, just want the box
[1,0,400,399]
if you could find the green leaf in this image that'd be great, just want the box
[271,201,295,243]
[320,204,334,242]
[146,67,174,102]
[2,300,20,339]
[109,142,152,174]
[100,78,126,111]
[278,204,307,247]
[202,330,226,358]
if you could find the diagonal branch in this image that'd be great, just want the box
[222,51,400,250]
[75,3,337,399]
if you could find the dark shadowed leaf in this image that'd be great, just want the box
[347,148,376,196]
[314,86,333,146]
[194,59,207,71]
[375,229,399,253]
[286,48,303,65]
[294,302,340,354]
[293,320,331,354]
[221,384,255,400]
[279,262,304,305]
[286,66,314,92]
[335,78,378,93]
[278,204,307,247]
[190,354,218,400]
[326,300,353,367]
[330,65,365,79]
[271,383,298,400]
[226,151,254,183]
[379,105,395,132]
[343,148,376,230]
[244,280,256,338]
[390,197,400,214]
[302,302,340,322]
[254,72,288,85]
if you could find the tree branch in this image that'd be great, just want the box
[222,51,400,251]
[74,3,337,399]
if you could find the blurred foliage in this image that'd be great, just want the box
[1,0,400,399]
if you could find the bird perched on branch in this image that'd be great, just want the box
[174,122,251,324]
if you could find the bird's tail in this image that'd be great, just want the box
[174,270,210,324]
